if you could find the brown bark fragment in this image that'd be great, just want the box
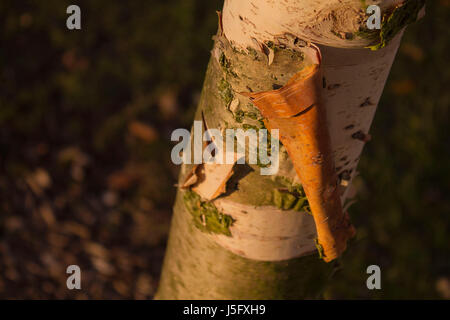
[241,47,355,262]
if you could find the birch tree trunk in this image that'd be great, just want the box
[156,0,424,299]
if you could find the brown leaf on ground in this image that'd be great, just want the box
[390,79,415,95]
[62,221,90,239]
[19,13,33,27]
[107,171,136,191]
[106,162,149,191]
[91,257,115,276]
[102,191,119,207]
[436,277,450,299]
[128,121,158,143]
[39,203,56,226]
[113,280,130,296]
[136,273,154,296]
[400,43,424,62]
[26,168,52,195]
[58,146,90,166]
[84,242,110,260]
[158,90,178,119]
[4,216,23,232]
[62,50,89,71]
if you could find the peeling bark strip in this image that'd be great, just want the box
[157,0,424,300]
[242,47,355,262]
[183,162,236,201]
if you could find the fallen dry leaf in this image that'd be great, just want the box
[62,221,90,239]
[107,171,135,191]
[128,121,158,143]
[158,90,178,119]
[436,277,450,299]
[91,257,115,276]
[39,203,56,226]
[84,242,110,260]
[400,43,424,62]
[26,168,52,195]
[390,79,415,95]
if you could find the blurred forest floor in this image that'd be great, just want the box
[0,0,448,299]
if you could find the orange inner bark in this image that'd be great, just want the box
[242,64,355,262]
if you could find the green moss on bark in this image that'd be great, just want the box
[217,78,234,106]
[156,192,332,299]
[157,32,329,300]
[273,185,311,212]
[183,190,234,236]
[359,0,425,50]
[315,238,325,260]
[225,170,310,212]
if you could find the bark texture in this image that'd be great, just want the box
[156,0,423,299]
